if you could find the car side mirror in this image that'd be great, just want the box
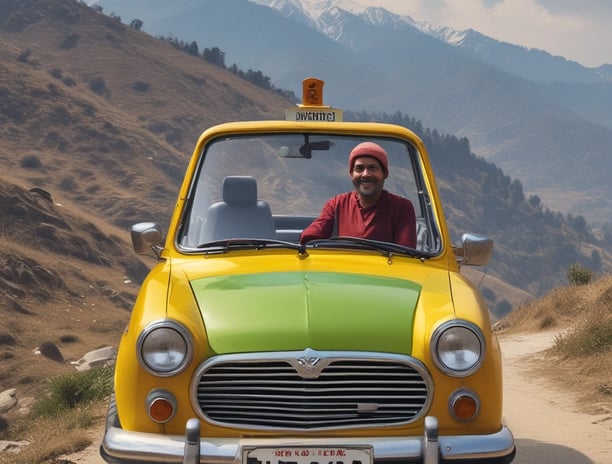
[454,233,493,267]
[130,222,163,255]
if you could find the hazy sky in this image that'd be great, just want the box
[359,0,611,67]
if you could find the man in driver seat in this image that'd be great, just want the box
[300,141,417,247]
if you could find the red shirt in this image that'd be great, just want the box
[300,190,417,247]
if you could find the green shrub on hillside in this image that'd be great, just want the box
[30,365,113,418]
[567,263,594,286]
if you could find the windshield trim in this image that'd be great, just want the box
[174,130,443,257]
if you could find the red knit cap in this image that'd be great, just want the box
[348,142,389,178]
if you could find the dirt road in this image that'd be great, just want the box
[61,331,612,464]
[499,330,611,463]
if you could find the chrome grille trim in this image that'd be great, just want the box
[190,349,433,430]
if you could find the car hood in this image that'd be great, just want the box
[190,271,421,355]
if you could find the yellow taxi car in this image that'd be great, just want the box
[101,78,515,464]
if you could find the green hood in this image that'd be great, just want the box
[190,271,421,354]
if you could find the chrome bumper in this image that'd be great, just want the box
[100,416,515,464]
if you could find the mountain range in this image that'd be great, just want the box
[90,0,612,226]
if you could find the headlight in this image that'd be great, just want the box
[431,320,485,377]
[137,321,192,376]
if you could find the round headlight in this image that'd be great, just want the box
[431,321,485,377]
[138,321,192,376]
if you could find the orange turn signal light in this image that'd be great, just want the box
[146,390,177,424]
[450,390,479,422]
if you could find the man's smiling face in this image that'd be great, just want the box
[350,156,385,200]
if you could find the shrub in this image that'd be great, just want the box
[129,19,143,30]
[49,68,63,79]
[51,105,72,125]
[0,333,17,346]
[0,416,8,435]
[89,77,110,97]
[495,300,513,318]
[45,131,70,152]
[20,154,42,169]
[61,33,79,49]
[132,80,150,93]
[567,263,594,286]
[17,48,32,63]
[30,365,113,418]
[63,76,77,87]
[59,176,78,191]
[554,316,612,357]
[59,334,79,344]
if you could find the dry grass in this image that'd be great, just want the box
[0,366,112,464]
[0,403,106,464]
[496,274,612,412]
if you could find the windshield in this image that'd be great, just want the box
[177,133,441,254]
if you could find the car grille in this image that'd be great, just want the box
[192,351,431,430]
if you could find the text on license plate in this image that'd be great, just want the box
[244,446,373,464]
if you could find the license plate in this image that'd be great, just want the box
[243,446,372,464]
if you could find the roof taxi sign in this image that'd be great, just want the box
[286,77,343,122]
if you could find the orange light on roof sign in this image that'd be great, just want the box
[286,77,343,121]
[302,77,325,107]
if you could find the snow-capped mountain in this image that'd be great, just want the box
[256,0,612,84]
[253,0,417,41]
[423,25,612,84]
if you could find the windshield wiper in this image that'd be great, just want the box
[194,237,427,259]
[195,238,306,254]
[305,236,427,258]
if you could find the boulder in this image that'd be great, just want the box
[0,439,30,453]
[0,388,17,413]
[37,341,64,363]
[71,346,116,371]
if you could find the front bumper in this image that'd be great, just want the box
[101,416,515,464]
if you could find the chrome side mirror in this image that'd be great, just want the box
[130,222,163,255]
[454,233,493,267]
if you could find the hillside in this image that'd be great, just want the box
[0,0,291,393]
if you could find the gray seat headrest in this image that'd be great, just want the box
[223,176,257,207]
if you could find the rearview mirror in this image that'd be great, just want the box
[130,222,163,255]
[454,233,493,266]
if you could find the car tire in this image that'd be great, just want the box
[105,392,121,431]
